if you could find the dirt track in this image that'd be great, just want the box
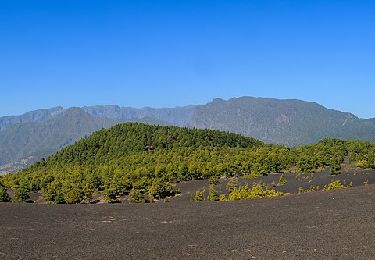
[1,184,375,259]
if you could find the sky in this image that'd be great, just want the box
[0,0,374,118]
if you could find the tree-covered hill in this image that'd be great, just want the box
[1,123,375,204]
[42,123,263,166]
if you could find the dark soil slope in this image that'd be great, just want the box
[1,184,375,259]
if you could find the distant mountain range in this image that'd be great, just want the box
[1,96,374,173]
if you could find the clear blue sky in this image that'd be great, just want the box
[1,0,374,118]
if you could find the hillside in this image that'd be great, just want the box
[44,123,262,167]
[0,106,65,131]
[81,97,375,146]
[1,96,375,172]
[2,123,375,204]
[189,97,375,145]
[0,108,117,171]
[82,105,194,126]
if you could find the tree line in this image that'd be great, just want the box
[1,123,374,203]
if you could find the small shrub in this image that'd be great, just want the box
[330,157,342,175]
[330,166,341,175]
[324,180,346,191]
[208,184,219,201]
[42,182,65,204]
[14,186,30,202]
[226,177,238,193]
[356,160,368,169]
[64,187,85,204]
[0,185,10,202]
[228,183,284,201]
[209,176,220,185]
[219,194,227,201]
[278,174,287,186]
[147,180,180,201]
[298,185,320,193]
[192,189,205,202]
[129,189,144,203]
[63,184,86,204]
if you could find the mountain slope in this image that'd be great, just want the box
[0,106,64,131]
[82,105,194,126]
[188,97,375,146]
[1,96,375,173]
[0,108,116,170]
[81,97,375,146]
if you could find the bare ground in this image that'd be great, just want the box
[2,182,375,259]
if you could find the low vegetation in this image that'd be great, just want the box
[193,189,205,202]
[298,185,321,194]
[1,123,375,204]
[324,180,351,191]
[278,174,287,186]
[228,183,285,200]
[193,182,285,202]
[0,181,10,202]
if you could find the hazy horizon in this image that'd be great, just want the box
[1,95,373,120]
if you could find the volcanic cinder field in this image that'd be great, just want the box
[2,171,375,260]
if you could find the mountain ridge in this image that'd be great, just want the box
[1,96,374,173]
